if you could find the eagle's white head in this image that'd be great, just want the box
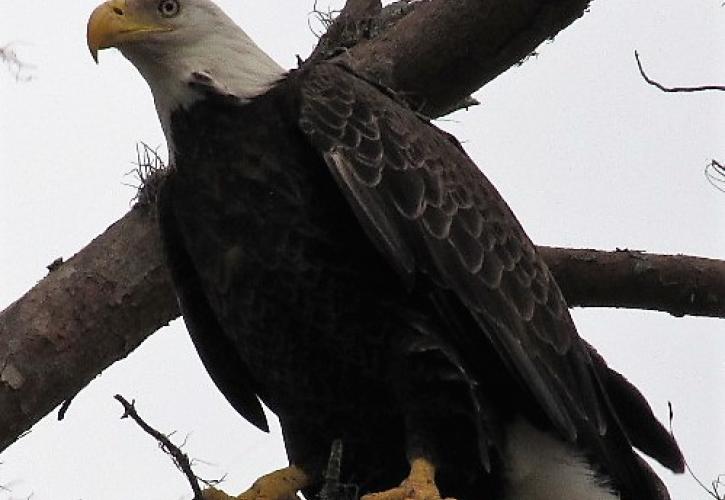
[87,0,284,143]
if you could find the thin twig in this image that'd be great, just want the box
[309,0,343,39]
[56,390,78,421]
[126,141,168,208]
[634,54,725,194]
[668,402,724,500]
[0,44,34,82]
[635,50,725,93]
[706,160,725,193]
[114,394,204,500]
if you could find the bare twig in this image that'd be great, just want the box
[634,54,725,193]
[56,390,78,421]
[635,50,725,93]
[1,44,34,82]
[114,394,204,500]
[706,160,725,193]
[126,141,168,208]
[307,0,381,63]
[309,0,343,38]
[714,476,725,500]
[668,402,724,500]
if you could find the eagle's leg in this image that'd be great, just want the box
[360,457,453,500]
[358,330,469,500]
[202,465,309,500]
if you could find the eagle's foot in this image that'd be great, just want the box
[360,458,455,500]
[202,465,308,500]
[202,487,237,500]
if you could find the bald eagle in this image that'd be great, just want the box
[87,1,684,499]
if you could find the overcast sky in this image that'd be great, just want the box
[1,1,724,499]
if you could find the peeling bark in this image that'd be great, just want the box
[0,208,178,452]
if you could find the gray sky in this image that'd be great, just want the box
[1,1,724,499]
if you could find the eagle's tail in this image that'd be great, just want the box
[587,342,685,473]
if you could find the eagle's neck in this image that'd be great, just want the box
[120,26,284,159]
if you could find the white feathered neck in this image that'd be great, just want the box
[118,6,284,153]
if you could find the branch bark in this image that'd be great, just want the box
[0,208,178,452]
[539,247,725,318]
[346,0,592,117]
[2,0,719,456]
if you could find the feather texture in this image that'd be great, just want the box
[156,59,683,500]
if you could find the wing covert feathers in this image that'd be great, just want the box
[296,64,684,488]
[297,63,684,495]
[297,62,602,442]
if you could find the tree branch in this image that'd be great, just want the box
[346,0,592,117]
[0,208,178,452]
[1,44,34,82]
[706,160,725,193]
[539,247,725,318]
[2,0,718,457]
[635,50,725,93]
[114,395,205,500]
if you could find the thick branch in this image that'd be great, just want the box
[346,0,592,117]
[310,0,591,117]
[539,247,725,318]
[0,208,179,452]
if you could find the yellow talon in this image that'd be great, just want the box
[361,458,455,500]
[202,466,309,500]
[202,487,237,500]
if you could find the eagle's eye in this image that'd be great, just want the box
[158,0,180,17]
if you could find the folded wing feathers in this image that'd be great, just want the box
[297,63,681,477]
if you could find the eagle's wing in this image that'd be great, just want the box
[158,173,269,432]
[297,61,607,442]
[295,63,685,491]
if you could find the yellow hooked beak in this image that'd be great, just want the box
[87,0,173,63]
